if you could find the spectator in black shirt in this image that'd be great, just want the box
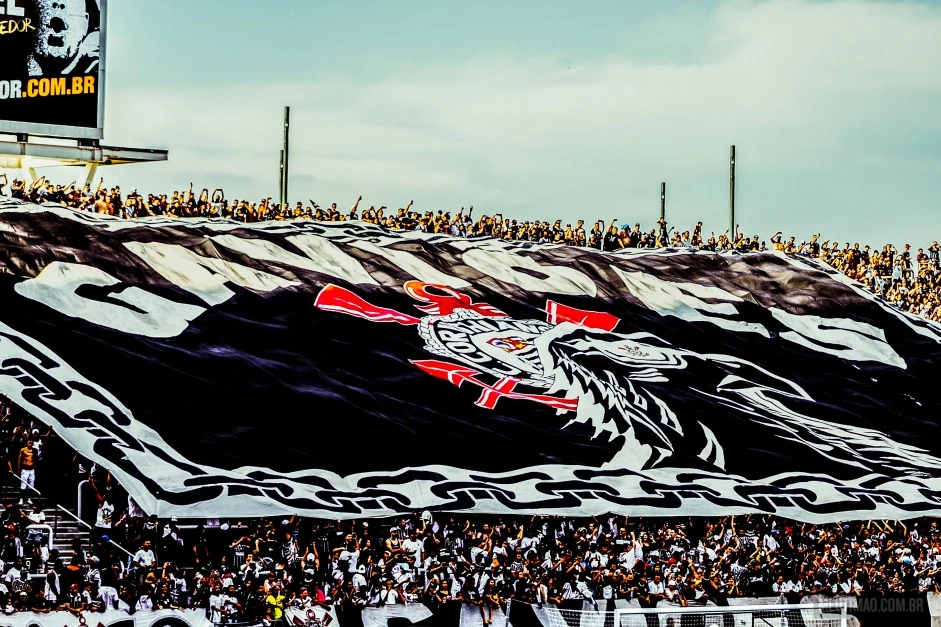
[603,223,620,251]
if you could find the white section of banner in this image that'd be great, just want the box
[361,605,432,627]
[284,606,338,627]
[0,608,338,627]
[0,609,215,627]
[459,601,508,627]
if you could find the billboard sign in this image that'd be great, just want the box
[0,0,106,139]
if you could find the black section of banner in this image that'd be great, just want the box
[3,203,941,519]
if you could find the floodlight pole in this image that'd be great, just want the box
[729,145,736,239]
[280,106,291,208]
[660,182,666,221]
[279,150,284,206]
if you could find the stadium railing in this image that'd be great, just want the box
[509,599,852,627]
[5,470,133,559]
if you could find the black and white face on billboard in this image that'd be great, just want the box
[0,0,106,139]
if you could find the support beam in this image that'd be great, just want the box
[0,140,167,185]
[84,163,99,187]
[0,140,166,165]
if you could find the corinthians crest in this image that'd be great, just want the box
[315,281,941,478]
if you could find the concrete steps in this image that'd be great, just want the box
[0,483,90,557]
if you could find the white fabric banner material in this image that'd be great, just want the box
[0,610,219,627]
[285,606,337,627]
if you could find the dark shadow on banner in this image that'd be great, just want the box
[556,600,584,627]
[512,600,588,627]
[505,600,542,627]
[383,601,462,627]
[336,605,364,627]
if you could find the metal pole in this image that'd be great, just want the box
[660,182,666,221]
[279,149,285,207]
[77,479,90,523]
[282,106,291,207]
[729,145,736,239]
[84,162,98,187]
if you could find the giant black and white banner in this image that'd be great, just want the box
[1,200,941,522]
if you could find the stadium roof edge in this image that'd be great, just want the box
[0,139,168,167]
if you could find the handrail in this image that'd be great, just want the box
[77,479,90,523]
[614,603,847,614]
[25,524,53,554]
[24,523,54,581]
[7,471,133,558]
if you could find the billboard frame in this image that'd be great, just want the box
[0,0,108,141]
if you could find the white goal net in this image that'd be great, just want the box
[518,602,851,627]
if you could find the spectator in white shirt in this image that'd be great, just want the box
[26,502,45,526]
[208,583,226,624]
[133,540,157,581]
[351,566,368,592]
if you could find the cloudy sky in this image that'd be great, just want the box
[49,0,941,245]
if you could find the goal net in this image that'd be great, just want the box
[514,601,851,627]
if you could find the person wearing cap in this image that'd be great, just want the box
[385,528,404,557]
[351,565,368,592]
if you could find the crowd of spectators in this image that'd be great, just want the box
[4,176,941,324]
[1,395,940,621]
[3,177,941,622]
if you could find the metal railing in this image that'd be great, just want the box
[5,470,133,557]
[77,478,90,523]
[4,468,59,535]
[22,523,52,580]
[25,523,52,552]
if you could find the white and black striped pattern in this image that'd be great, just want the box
[1,199,940,522]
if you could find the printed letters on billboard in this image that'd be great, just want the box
[0,0,105,138]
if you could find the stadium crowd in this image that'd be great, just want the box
[0,390,938,621]
[1,178,941,623]
[3,176,940,324]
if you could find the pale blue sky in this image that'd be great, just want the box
[46,0,941,245]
